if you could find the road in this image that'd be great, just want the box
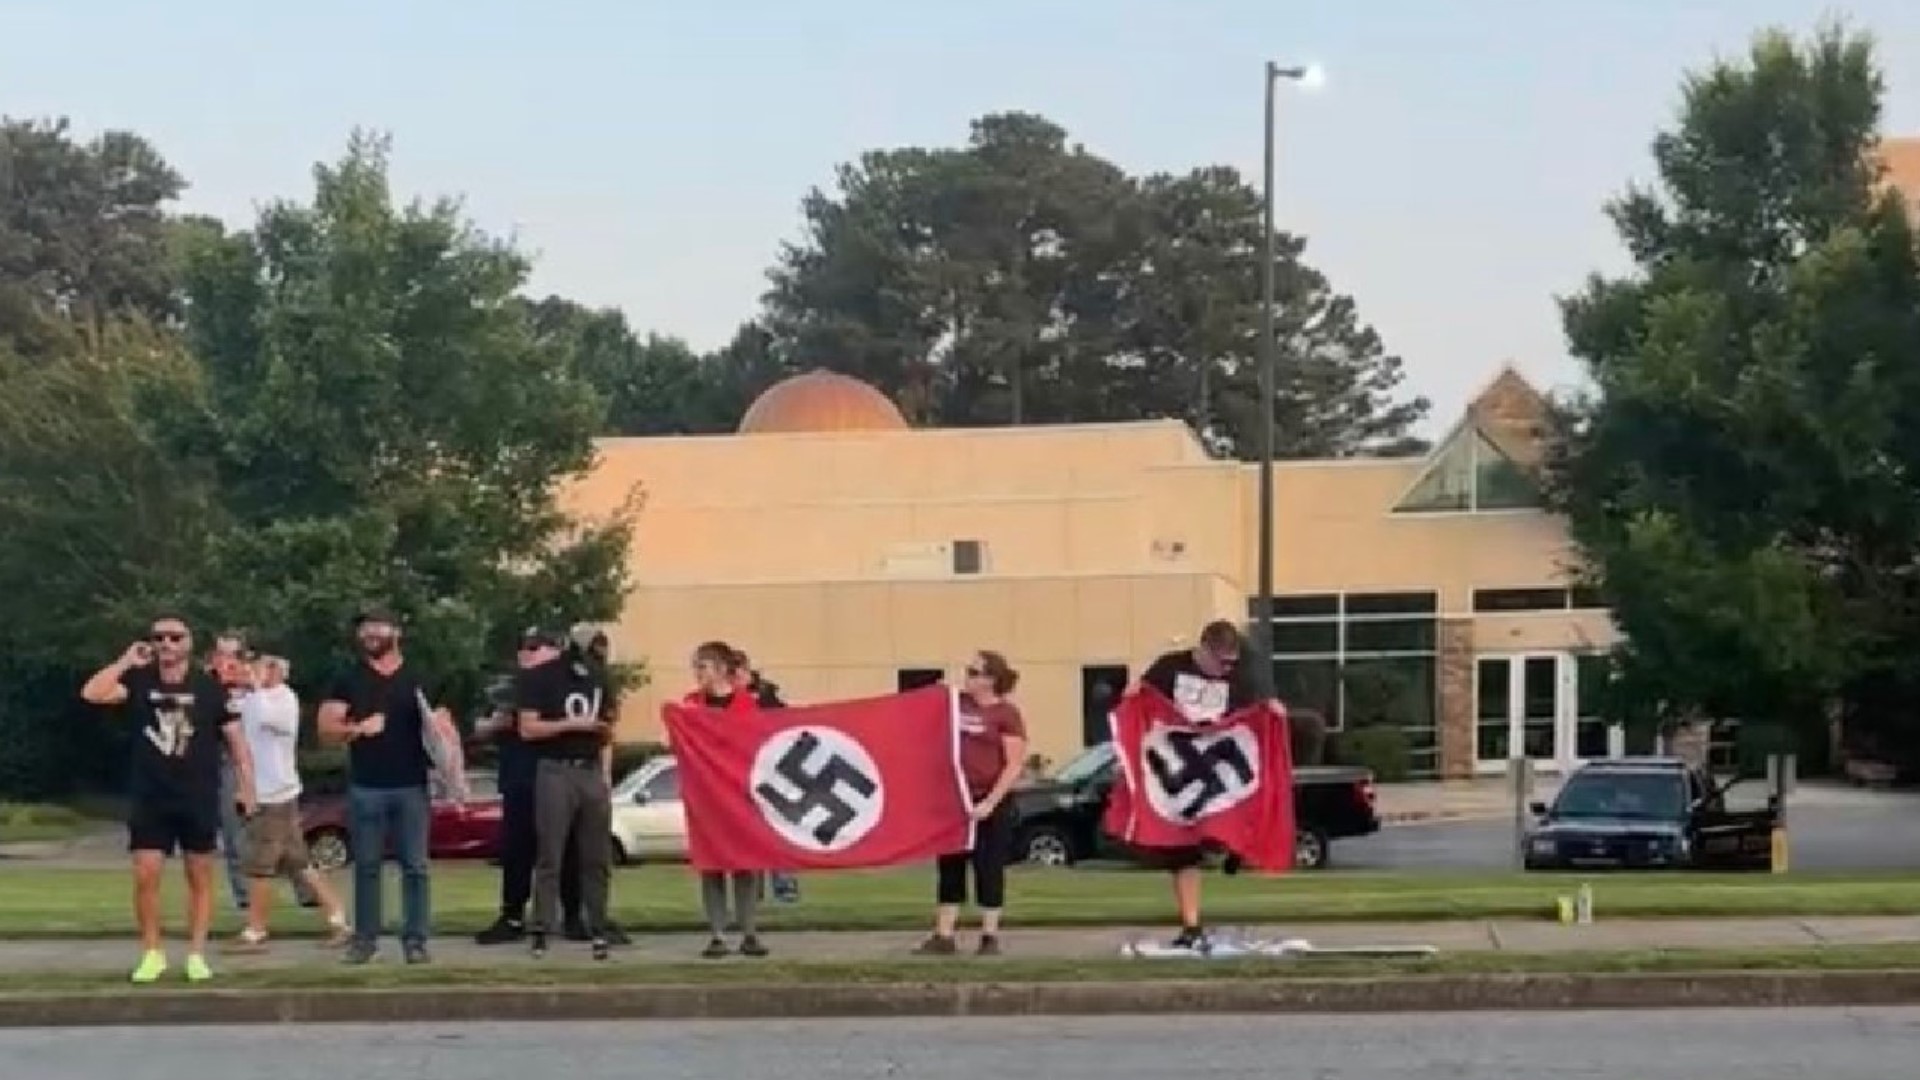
[1340,800,1920,871]
[4,1011,1917,1078]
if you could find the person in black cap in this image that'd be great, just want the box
[515,624,618,959]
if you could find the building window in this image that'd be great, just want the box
[952,540,985,575]
[1472,587,1609,613]
[1395,426,1542,513]
[1262,591,1440,776]
[896,668,945,691]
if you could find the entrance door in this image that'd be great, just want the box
[1474,653,1579,774]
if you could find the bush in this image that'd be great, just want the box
[1290,710,1329,766]
[1330,726,1412,783]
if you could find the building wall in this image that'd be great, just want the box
[573,403,1620,780]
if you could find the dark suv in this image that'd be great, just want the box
[1523,758,1777,871]
[1007,742,1381,870]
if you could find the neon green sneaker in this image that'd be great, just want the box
[183,953,213,983]
[130,950,168,984]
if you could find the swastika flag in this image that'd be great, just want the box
[663,685,975,872]
[1103,687,1296,872]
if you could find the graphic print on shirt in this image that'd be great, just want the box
[1168,672,1232,725]
[562,688,604,724]
[144,690,198,758]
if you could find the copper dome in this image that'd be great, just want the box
[737,369,909,435]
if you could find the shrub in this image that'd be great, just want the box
[1330,726,1412,783]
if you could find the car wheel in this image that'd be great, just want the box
[1294,828,1330,870]
[307,827,350,871]
[1018,825,1076,867]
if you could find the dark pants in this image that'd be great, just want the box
[500,782,579,922]
[348,784,431,946]
[935,800,1014,909]
[531,760,611,935]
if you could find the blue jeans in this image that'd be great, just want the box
[348,785,431,946]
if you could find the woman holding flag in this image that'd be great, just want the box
[681,641,778,958]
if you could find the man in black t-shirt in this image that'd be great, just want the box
[1134,619,1278,954]
[82,615,258,985]
[515,627,617,960]
[317,605,463,966]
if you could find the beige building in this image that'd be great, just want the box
[567,367,1619,780]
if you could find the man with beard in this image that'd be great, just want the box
[82,615,258,983]
[516,625,617,960]
[317,605,464,965]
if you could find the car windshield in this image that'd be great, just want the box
[1052,743,1115,785]
[1554,770,1686,820]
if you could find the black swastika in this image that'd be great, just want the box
[753,731,880,847]
[1146,731,1255,820]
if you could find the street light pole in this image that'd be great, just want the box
[1254,61,1321,685]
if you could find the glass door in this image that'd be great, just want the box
[1474,653,1577,774]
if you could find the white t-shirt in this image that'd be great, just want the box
[241,684,303,805]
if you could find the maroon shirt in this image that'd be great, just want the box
[958,696,1026,797]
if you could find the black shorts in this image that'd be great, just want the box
[127,798,220,856]
[1135,844,1209,872]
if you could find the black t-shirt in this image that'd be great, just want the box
[121,666,234,804]
[324,660,436,790]
[1141,648,1263,725]
[514,656,612,761]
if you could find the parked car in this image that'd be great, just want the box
[1522,757,1777,872]
[1007,742,1381,870]
[300,771,505,870]
[609,755,686,864]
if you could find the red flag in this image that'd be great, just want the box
[663,684,974,872]
[1102,687,1296,872]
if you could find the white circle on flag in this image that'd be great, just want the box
[1141,722,1261,824]
[748,726,886,853]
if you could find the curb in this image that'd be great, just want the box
[3,970,1919,1026]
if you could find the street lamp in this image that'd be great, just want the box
[1253,61,1325,684]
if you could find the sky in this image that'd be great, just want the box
[5,1,1917,433]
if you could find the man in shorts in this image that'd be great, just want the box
[231,654,351,951]
[1134,619,1280,954]
[81,615,257,983]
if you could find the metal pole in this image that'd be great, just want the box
[1253,61,1279,681]
[1510,756,1534,870]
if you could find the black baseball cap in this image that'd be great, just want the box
[519,626,565,650]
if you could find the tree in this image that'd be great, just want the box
[170,133,636,705]
[1552,24,1920,758]
[761,112,1426,454]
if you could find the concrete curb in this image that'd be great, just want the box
[3,970,1919,1026]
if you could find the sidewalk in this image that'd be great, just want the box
[3,916,1916,975]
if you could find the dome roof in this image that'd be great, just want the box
[737,369,909,435]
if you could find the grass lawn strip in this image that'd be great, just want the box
[4,867,1916,938]
[0,943,1916,994]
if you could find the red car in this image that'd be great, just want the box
[299,772,504,870]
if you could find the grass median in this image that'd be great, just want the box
[0,864,1914,938]
[1,943,1918,994]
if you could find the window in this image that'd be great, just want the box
[1395,427,1542,513]
[1473,588,1571,612]
[643,765,680,802]
[952,540,985,575]
[897,668,945,691]
[1259,592,1440,767]
[1273,658,1341,728]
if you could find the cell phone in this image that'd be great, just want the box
[131,642,153,663]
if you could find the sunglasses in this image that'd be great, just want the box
[149,631,187,644]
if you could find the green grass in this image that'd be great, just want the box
[0,864,1914,938]
[0,803,100,844]
[0,943,1916,994]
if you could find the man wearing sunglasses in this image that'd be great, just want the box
[82,616,259,984]
[1134,619,1276,954]
[208,632,319,916]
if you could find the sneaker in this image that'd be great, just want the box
[130,950,169,984]
[530,932,548,959]
[1170,926,1212,955]
[912,935,958,956]
[738,935,769,958]
[341,939,377,965]
[591,936,610,962]
[323,918,353,947]
[701,937,730,960]
[474,916,526,946]
[601,922,631,947]
[229,928,269,954]
[403,942,431,965]
[184,954,214,983]
[976,934,1002,957]
[563,919,591,943]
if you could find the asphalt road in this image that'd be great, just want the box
[1338,801,1920,871]
[5,1011,1918,1079]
